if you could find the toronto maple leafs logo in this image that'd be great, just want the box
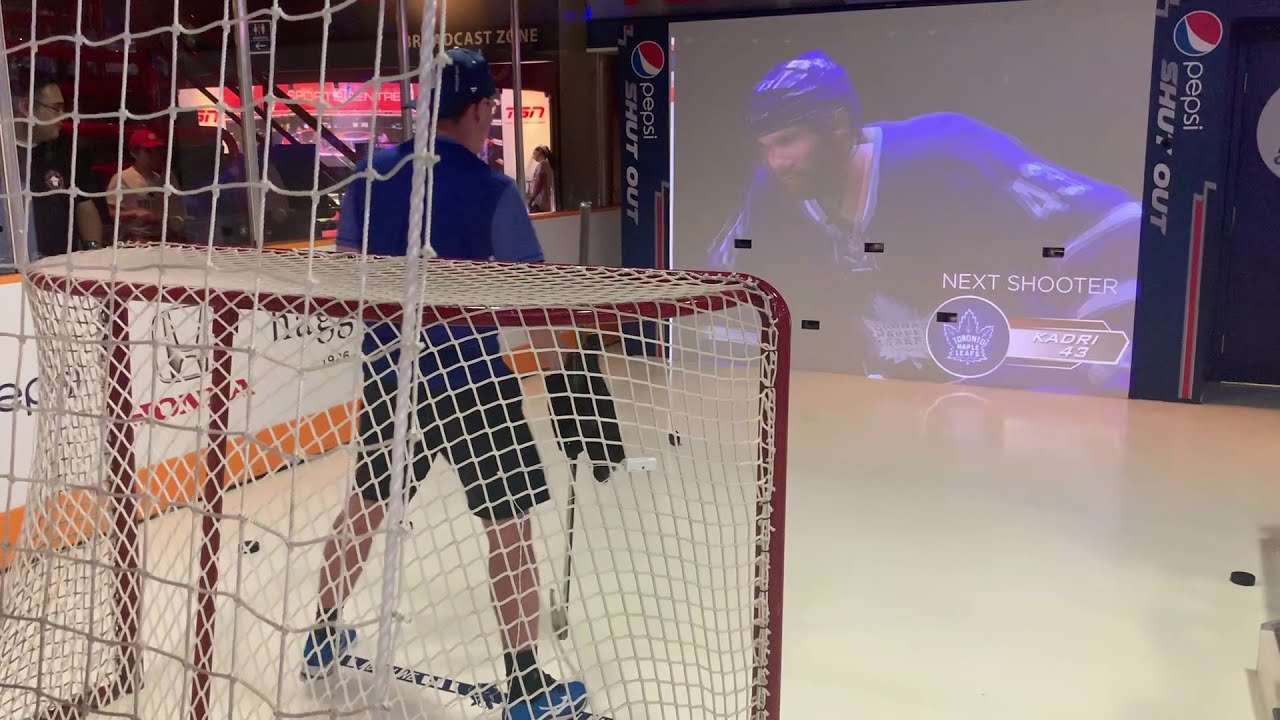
[925,296,1011,379]
[942,309,994,366]
[863,295,929,366]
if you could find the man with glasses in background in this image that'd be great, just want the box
[11,69,104,258]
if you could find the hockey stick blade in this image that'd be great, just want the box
[340,654,614,719]
[341,654,504,709]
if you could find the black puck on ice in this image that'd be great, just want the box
[1230,571,1256,587]
[241,540,261,555]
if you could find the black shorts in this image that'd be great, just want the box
[355,374,549,521]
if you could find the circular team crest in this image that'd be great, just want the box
[925,295,1011,379]
[43,169,65,190]
[1257,88,1280,179]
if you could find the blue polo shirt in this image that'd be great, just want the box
[336,137,544,389]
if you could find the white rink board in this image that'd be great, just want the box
[2,240,356,524]
[0,280,38,512]
[123,298,363,464]
[1,276,363,512]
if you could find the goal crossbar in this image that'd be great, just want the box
[25,246,760,328]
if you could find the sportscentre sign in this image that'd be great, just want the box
[1131,0,1280,402]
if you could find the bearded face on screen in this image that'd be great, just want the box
[756,112,855,199]
[747,50,861,201]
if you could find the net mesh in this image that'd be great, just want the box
[0,3,789,720]
[4,248,787,720]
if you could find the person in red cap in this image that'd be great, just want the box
[105,128,187,242]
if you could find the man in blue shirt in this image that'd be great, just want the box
[304,49,587,720]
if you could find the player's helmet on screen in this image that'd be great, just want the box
[745,50,860,137]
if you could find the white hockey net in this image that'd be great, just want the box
[2,246,789,720]
[0,3,790,720]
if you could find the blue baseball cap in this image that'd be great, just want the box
[438,48,497,118]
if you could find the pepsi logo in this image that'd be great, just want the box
[631,40,665,79]
[1173,10,1223,58]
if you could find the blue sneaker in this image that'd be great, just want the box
[300,623,356,680]
[504,680,589,720]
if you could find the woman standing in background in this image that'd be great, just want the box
[526,145,555,213]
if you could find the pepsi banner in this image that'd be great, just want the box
[1130,0,1280,402]
[618,21,670,269]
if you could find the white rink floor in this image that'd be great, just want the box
[12,368,1280,719]
[779,373,1280,720]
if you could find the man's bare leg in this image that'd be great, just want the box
[485,514,540,654]
[317,493,387,611]
[302,493,385,678]
[314,501,541,647]
[487,512,579,707]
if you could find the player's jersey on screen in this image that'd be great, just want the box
[706,112,1141,390]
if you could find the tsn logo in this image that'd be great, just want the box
[132,378,252,422]
[504,105,547,121]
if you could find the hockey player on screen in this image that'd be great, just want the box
[706,50,1139,391]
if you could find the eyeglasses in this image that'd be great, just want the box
[34,100,65,114]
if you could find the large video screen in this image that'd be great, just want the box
[670,0,1152,395]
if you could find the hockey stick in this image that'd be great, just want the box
[340,654,504,709]
[545,331,625,639]
[340,653,614,719]
[548,459,579,640]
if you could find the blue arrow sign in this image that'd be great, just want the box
[248,20,271,55]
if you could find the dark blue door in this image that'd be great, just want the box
[1216,25,1280,385]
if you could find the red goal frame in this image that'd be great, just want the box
[22,252,792,720]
